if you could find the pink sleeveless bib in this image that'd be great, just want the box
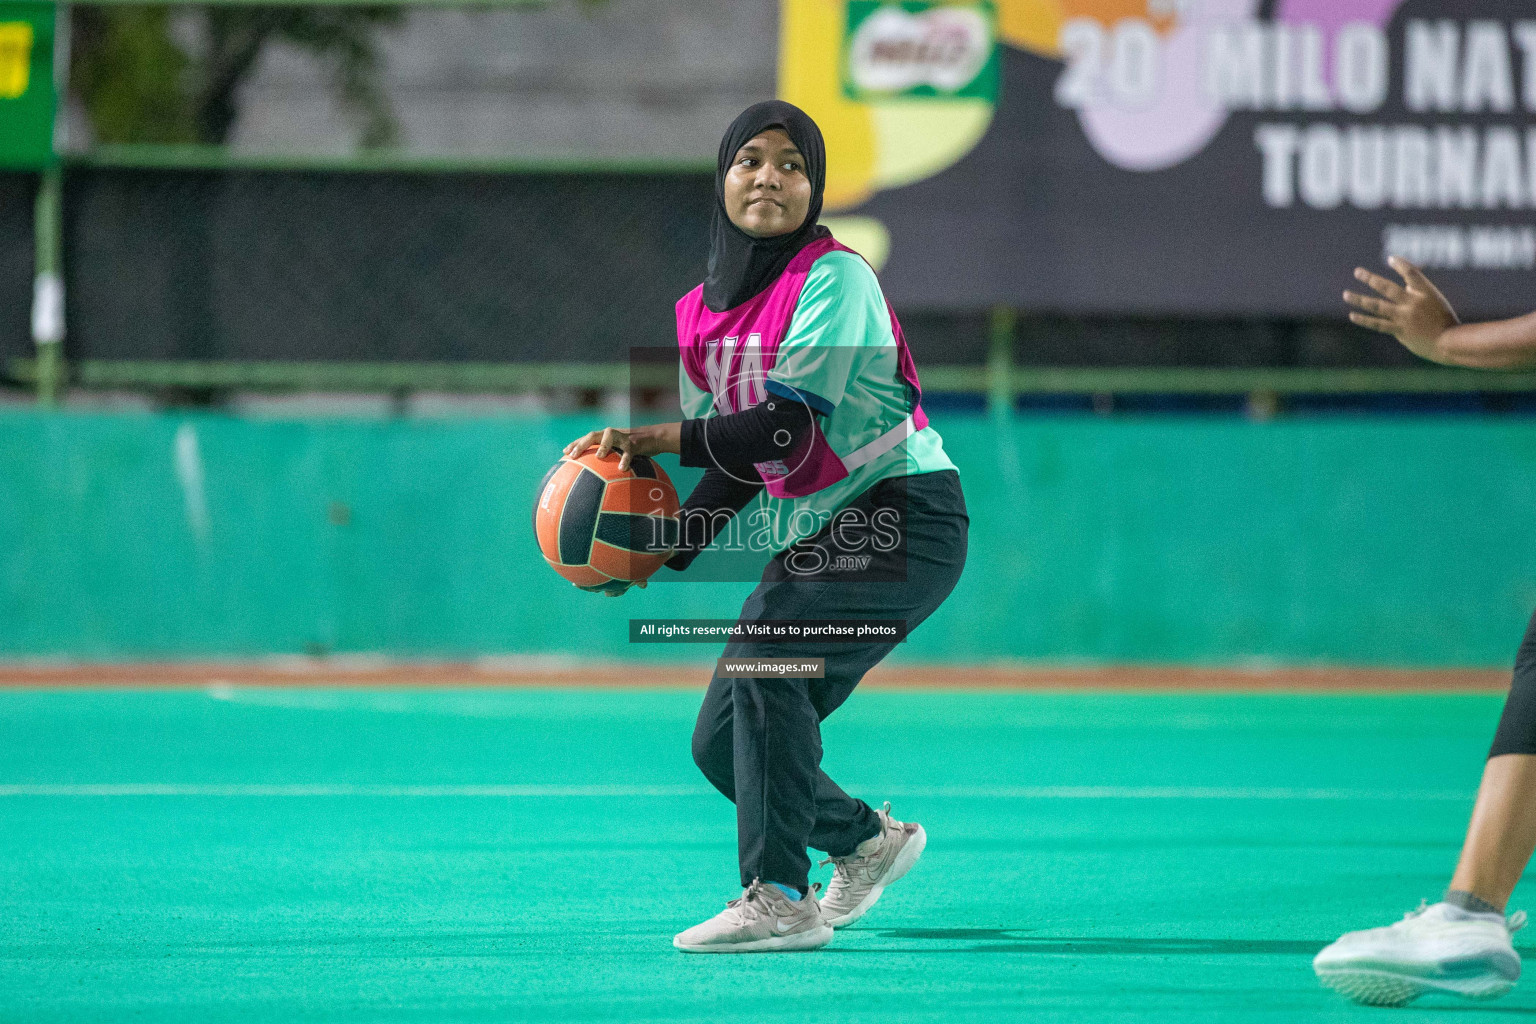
[675,237,928,499]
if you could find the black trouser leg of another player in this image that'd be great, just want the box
[689,470,969,893]
[1488,608,1536,757]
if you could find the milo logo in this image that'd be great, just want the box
[843,2,998,101]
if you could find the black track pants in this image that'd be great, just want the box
[1489,608,1536,757]
[689,469,969,891]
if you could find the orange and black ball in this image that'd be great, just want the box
[533,448,680,593]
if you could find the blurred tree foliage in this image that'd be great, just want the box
[70,5,404,147]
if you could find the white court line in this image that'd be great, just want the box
[884,786,1473,801]
[0,784,1474,800]
[0,784,704,798]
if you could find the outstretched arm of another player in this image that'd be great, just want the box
[1345,256,1536,370]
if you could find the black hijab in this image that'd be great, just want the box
[702,100,833,313]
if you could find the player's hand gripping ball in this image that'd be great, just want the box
[534,447,680,595]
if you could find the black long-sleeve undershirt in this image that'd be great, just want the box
[664,396,822,571]
[662,467,764,571]
[678,396,819,472]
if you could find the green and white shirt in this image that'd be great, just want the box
[679,250,956,555]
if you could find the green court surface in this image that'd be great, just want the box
[2,687,1533,1022]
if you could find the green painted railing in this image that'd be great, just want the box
[12,358,1536,402]
[7,359,671,392]
[67,145,715,176]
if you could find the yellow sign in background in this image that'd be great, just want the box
[0,20,33,99]
[0,3,52,168]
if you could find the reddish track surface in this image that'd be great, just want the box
[0,660,1510,691]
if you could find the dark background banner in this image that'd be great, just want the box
[863,0,1536,320]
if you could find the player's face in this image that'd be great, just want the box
[723,129,812,239]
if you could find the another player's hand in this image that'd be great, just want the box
[562,424,681,472]
[1343,256,1459,362]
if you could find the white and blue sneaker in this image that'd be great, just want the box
[673,879,832,953]
[818,802,927,929]
[1314,901,1527,1006]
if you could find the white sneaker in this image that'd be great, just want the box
[818,801,927,929]
[672,879,833,953]
[1314,901,1527,1006]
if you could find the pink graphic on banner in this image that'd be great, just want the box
[1275,0,1407,79]
[1077,0,1259,172]
[1275,0,1405,32]
[1073,0,1409,173]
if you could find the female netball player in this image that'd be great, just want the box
[561,100,968,953]
[1314,257,1536,1005]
